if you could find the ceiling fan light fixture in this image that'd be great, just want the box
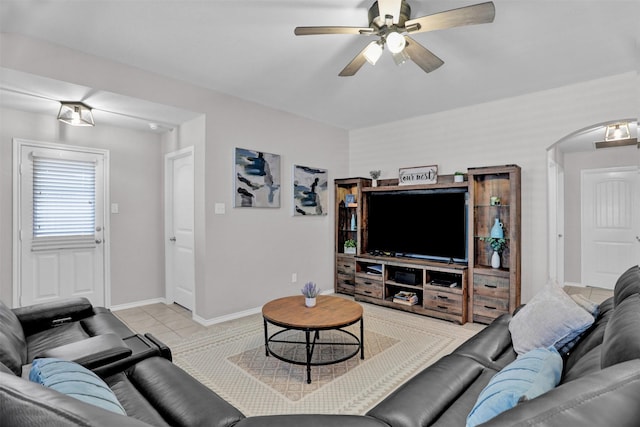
[386,32,406,54]
[363,40,383,65]
[392,49,410,66]
[58,102,94,127]
[604,122,630,141]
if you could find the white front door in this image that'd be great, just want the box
[15,140,109,307]
[165,147,195,311]
[581,166,639,289]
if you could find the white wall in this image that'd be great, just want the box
[0,107,164,305]
[349,72,638,302]
[0,33,349,320]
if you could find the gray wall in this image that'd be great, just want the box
[0,33,349,321]
[0,107,165,306]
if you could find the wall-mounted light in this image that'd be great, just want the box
[604,122,630,141]
[57,102,95,127]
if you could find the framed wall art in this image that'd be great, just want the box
[234,147,281,208]
[292,164,328,216]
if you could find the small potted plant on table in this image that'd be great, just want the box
[301,281,320,307]
[344,239,357,254]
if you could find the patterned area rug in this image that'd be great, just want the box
[172,300,482,416]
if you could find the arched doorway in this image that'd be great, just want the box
[547,119,638,289]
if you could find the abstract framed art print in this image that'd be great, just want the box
[234,148,281,208]
[293,164,328,216]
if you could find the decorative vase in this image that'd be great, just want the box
[454,175,464,183]
[372,179,378,187]
[344,246,356,254]
[491,250,501,269]
[305,297,316,308]
[350,213,356,231]
[490,218,504,238]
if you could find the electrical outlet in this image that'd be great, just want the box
[291,273,297,283]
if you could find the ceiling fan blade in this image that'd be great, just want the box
[404,36,444,73]
[294,26,374,36]
[377,0,403,24]
[405,1,495,34]
[338,47,369,77]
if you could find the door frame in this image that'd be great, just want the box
[12,138,111,307]
[164,146,195,312]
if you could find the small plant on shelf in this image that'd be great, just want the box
[370,170,381,187]
[480,237,507,253]
[454,171,465,182]
[344,239,357,254]
[301,281,319,298]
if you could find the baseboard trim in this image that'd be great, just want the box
[110,297,167,312]
[193,306,262,326]
[192,290,336,326]
[563,281,586,288]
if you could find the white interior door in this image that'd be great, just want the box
[165,147,195,311]
[15,140,108,307]
[581,166,639,289]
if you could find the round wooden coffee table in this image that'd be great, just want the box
[262,295,364,384]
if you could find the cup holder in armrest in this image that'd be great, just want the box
[143,332,172,361]
[91,333,172,378]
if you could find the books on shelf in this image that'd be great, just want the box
[345,194,357,207]
[393,291,418,306]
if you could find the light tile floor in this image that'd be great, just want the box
[113,302,207,347]
[113,285,614,347]
[563,285,613,304]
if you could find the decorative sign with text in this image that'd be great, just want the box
[398,165,438,186]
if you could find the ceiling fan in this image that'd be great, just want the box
[294,0,495,76]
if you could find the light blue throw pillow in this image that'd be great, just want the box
[466,347,563,427]
[29,358,126,415]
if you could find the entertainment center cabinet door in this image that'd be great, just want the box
[354,274,383,300]
[336,254,356,294]
[423,289,464,317]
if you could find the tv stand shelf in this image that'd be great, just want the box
[354,255,468,324]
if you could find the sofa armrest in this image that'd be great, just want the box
[33,334,132,370]
[13,298,94,336]
[126,356,245,427]
[482,359,640,427]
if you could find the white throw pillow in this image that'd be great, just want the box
[509,282,595,355]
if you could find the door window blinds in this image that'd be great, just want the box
[32,156,97,251]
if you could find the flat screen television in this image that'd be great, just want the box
[366,188,468,263]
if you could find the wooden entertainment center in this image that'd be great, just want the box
[334,165,521,324]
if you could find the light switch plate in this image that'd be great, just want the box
[111,203,119,214]
[214,203,225,214]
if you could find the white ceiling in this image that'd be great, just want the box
[0,0,638,133]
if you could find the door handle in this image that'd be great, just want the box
[95,239,102,244]
[169,237,177,242]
